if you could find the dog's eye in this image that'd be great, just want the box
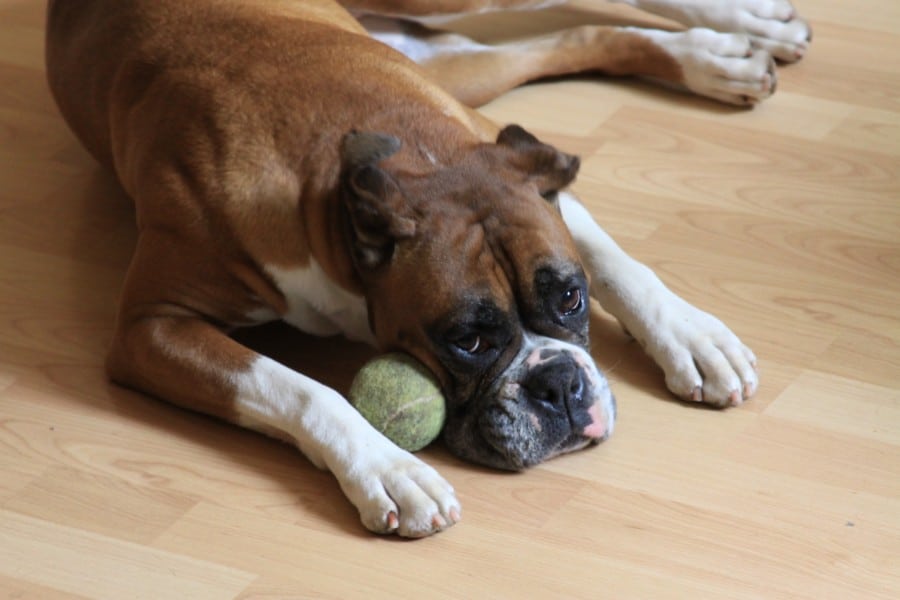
[454,334,486,355]
[558,287,583,316]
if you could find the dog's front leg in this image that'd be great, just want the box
[560,193,758,406]
[107,311,460,537]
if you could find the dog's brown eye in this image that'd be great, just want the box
[455,334,483,354]
[559,288,583,316]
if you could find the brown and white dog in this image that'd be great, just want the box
[45,0,806,537]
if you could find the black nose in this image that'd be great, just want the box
[521,352,585,409]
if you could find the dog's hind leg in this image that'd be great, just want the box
[363,15,776,106]
[341,0,567,16]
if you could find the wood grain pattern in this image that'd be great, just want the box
[1,1,898,598]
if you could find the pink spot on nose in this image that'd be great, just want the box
[526,348,548,368]
[582,403,606,439]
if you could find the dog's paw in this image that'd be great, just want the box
[638,292,758,407]
[698,0,812,62]
[337,444,461,538]
[747,17,811,63]
[642,28,776,106]
[678,29,778,106]
[666,0,811,63]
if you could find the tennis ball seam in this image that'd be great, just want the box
[381,395,437,427]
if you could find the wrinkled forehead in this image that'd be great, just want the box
[380,156,586,313]
[485,193,584,288]
[425,202,585,309]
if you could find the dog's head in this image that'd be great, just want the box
[340,125,615,470]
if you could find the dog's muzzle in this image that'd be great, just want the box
[442,336,616,470]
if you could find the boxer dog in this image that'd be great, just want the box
[46,0,804,537]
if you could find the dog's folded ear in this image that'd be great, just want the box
[497,124,580,202]
[340,131,417,270]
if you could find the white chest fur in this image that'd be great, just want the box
[265,261,375,345]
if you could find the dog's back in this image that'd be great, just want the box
[45,0,407,175]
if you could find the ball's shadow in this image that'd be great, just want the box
[232,322,375,396]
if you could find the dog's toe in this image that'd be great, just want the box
[745,15,812,63]
[341,448,460,538]
[666,29,780,105]
[639,289,759,408]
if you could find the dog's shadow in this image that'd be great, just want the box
[101,322,386,538]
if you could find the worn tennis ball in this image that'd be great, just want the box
[348,353,446,452]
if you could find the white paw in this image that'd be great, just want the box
[683,0,812,62]
[747,17,811,63]
[637,28,776,106]
[336,444,461,538]
[639,293,758,407]
[678,28,777,106]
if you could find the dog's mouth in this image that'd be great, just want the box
[441,339,616,470]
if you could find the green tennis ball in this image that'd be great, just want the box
[348,353,446,452]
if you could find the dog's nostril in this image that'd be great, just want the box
[540,390,562,407]
[525,380,563,407]
[522,354,586,408]
[569,375,583,400]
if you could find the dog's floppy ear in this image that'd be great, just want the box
[340,131,416,269]
[497,124,580,201]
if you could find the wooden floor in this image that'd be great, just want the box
[2,1,898,598]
